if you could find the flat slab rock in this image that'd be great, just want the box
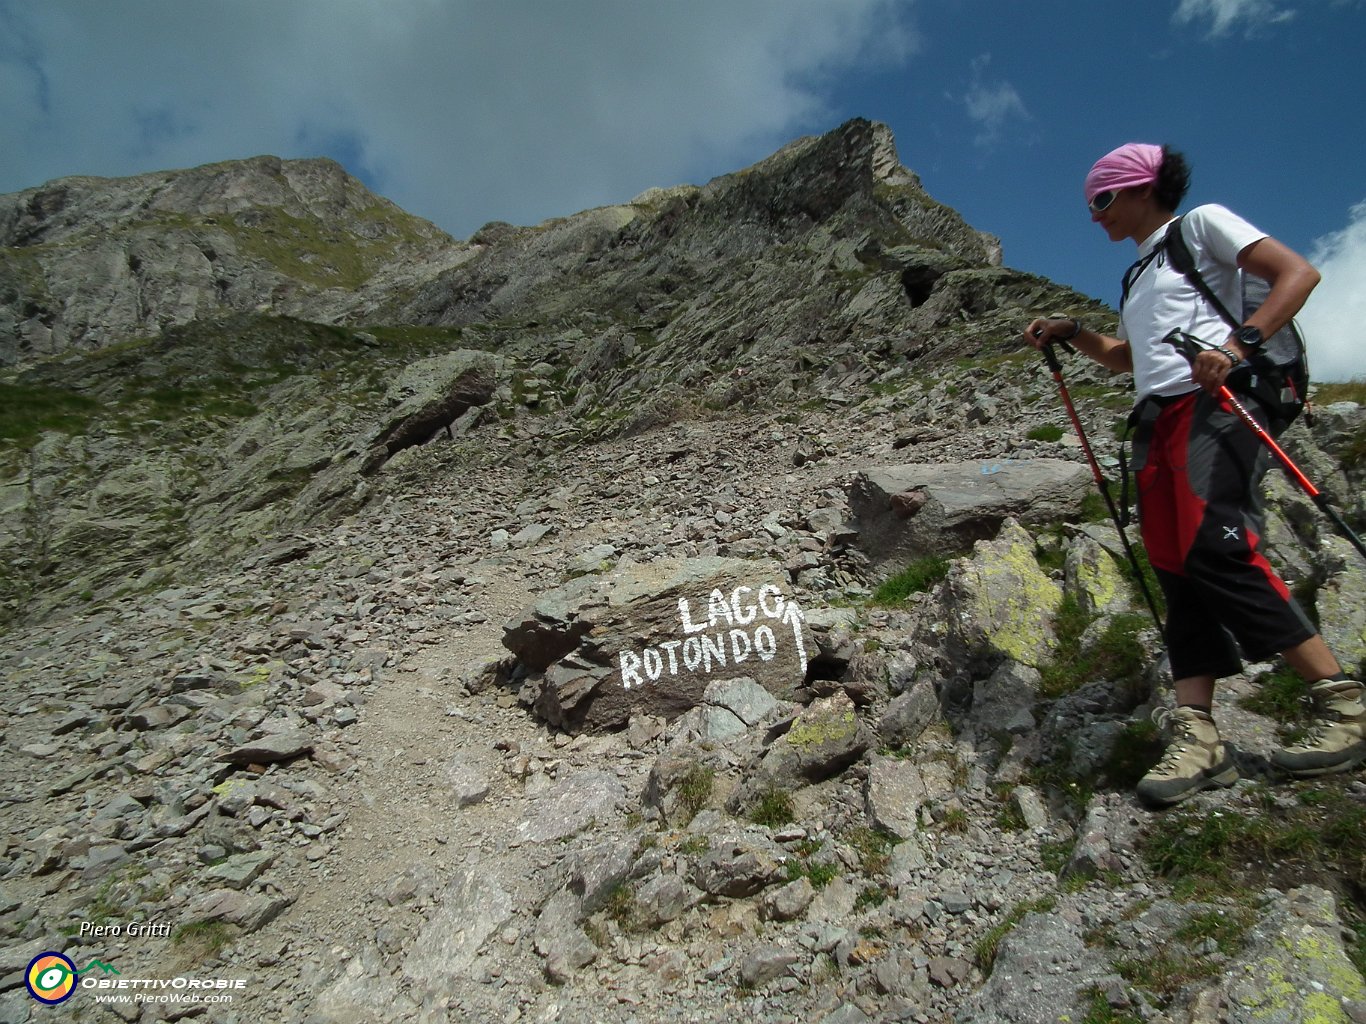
[218,729,314,765]
[848,458,1092,564]
[503,555,810,732]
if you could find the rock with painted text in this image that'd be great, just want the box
[502,556,814,732]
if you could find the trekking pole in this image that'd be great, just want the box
[1033,332,1166,632]
[1163,331,1366,563]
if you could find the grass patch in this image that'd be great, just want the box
[1039,599,1149,698]
[674,764,715,825]
[993,788,1027,832]
[0,383,101,444]
[1079,987,1145,1024]
[785,842,841,890]
[846,826,897,876]
[1102,539,1166,623]
[1237,665,1311,743]
[1027,424,1065,443]
[1310,382,1366,469]
[1145,805,1313,882]
[974,897,1057,975]
[1035,533,1068,575]
[1039,838,1075,875]
[854,884,889,911]
[1078,491,1111,524]
[602,882,654,934]
[172,920,237,963]
[1337,431,1366,470]
[924,746,971,789]
[1101,718,1163,790]
[677,834,709,857]
[1142,784,1366,905]
[80,862,158,927]
[1173,906,1257,955]
[1113,951,1218,1001]
[218,203,430,290]
[1315,381,1366,405]
[791,860,841,889]
[872,555,951,605]
[749,786,795,828]
[940,806,971,833]
[1025,755,1095,818]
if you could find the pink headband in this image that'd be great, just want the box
[1084,143,1164,204]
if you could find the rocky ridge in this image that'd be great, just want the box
[0,155,466,364]
[2,120,1365,1024]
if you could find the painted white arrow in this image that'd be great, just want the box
[782,597,808,677]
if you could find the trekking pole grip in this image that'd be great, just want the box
[1032,328,1064,374]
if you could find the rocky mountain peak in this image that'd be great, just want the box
[0,154,459,365]
[869,120,920,188]
[0,155,375,249]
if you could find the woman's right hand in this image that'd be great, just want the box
[1022,317,1076,350]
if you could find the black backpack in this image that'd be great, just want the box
[1124,213,1312,430]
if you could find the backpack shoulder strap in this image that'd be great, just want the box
[1163,214,1241,331]
[1119,248,1160,311]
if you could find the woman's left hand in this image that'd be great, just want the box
[1191,340,1244,393]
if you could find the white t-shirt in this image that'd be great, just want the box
[1118,203,1267,403]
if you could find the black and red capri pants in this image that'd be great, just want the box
[1131,389,1315,681]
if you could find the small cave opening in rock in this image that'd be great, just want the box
[900,266,941,307]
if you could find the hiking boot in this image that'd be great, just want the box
[1271,678,1366,778]
[1136,706,1238,808]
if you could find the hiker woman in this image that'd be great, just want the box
[1022,142,1363,807]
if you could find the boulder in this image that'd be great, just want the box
[877,677,941,748]
[219,729,314,766]
[361,350,497,473]
[848,459,1092,566]
[1063,529,1133,619]
[503,556,812,732]
[1316,536,1366,673]
[924,519,1064,673]
[864,753,955,839]
[689,831,789,898]
[534,891,599,983]
[404,865,514,990]
[666,677,784,747]
[1217,885,1366,1024]
[952,908,1116,1024]
[515,770,626,844]
[731,692,875,813]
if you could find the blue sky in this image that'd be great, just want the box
[1,0,1362,379]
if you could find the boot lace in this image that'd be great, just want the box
[1151,708,1197,775]
[1294,693,1345,747]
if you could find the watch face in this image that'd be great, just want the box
[1237,326,1264,347]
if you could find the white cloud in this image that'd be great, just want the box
[1172,0,1297,37]
[0,0,917,238]
[1298,200,1366,383]
[959,55,1028,147]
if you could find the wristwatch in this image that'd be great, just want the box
[1233,325,1265,348]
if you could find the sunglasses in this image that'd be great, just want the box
[1088,189,1119,213]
